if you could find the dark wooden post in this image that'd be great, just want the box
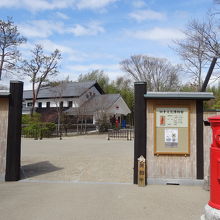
[133,82,147,184]
[5,81,23,181]
[196,100,204,180]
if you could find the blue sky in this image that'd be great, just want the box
[0,0,216,88]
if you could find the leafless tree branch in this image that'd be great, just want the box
[120,55,181,91]
[21,44,61,116]
[0,17,26,80]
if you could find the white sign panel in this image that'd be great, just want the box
[156,107,188,128]
[165,128,178,148]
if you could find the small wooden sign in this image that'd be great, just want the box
[138,156,146,187]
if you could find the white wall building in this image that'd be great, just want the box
[23,81,131,124]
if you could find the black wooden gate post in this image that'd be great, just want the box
[133,82,147,184]
[5,81,23,181]
[196,100,204,180]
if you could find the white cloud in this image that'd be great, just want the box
[130,27,185,41]
[56,12,70,20]
[22,0,68,11]
[37,39,86,61]
[132,0,146,8]
[69,22,105,36]
[0,0,69,11]
[129,9,166,22]
[0,0,19,7]
[19,19,105,38]
[20,39,86,62]
[76,0,117,10]
[0,0,117,11]
[19,20,64,38]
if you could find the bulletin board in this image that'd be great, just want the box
[154,105,190,155]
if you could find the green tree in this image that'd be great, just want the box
[110,77,134,111]
[109,77,134,125]
[205,83,220,109]
[78,70,134,125]
[78,69,110,92]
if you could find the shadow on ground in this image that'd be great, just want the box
[21,161,63,179]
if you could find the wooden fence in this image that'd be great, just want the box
[107,129,134,140]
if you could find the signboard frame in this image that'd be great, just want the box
[154,104,190,156]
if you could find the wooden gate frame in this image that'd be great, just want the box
[0,81,23,181]
[133,82,212,184]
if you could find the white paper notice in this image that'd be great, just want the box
[156,107,188,128]
[165,128,178,148]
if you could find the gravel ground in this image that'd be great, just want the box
[0,182,208,220]
[0,135,209,220]
[21,134,133,183]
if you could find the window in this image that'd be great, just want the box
[60,101,63,108]
[38,102,42,108]
[46,102,50,108]
[68,101,73,108]
[27,102,33,107]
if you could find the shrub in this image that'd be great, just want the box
[96,113,111,133]
[22,113,56,138]
[22,113,41,124]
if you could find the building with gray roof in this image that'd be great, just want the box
[22,81,131,125]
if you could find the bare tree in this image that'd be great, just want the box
[21,44,61,116]
[50,79,68,139]
[120,55,181,91]
[0,17,26,80]
[74,105,88,134]
[173,17,220,90]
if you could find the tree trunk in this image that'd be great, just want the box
[58,110,62,139]
[198,61,202,91]
[80,115,83,134]
[0,51,5,80]
[30,97,36,117]
[76,117,79,134]
[31,82,36,117]
[84,118,87,134]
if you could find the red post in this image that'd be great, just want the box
[208,115,220,210]
[116,119,119,129]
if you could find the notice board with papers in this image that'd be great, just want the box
[154,105,190,155]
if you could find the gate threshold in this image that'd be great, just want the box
[19,179,132,185]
